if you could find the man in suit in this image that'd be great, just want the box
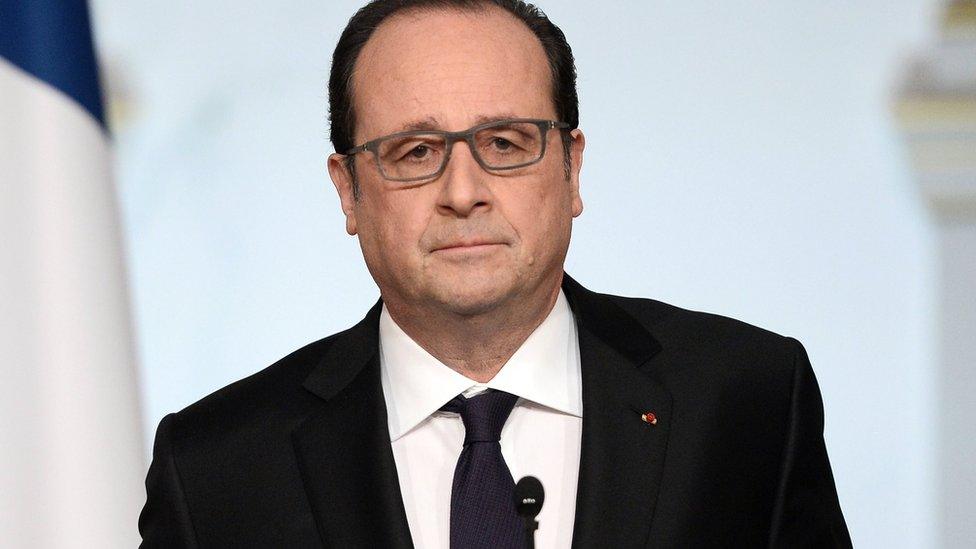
[140,0,852,547]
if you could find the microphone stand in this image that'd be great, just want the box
[521,516,539,549]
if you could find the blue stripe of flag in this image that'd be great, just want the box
[0,0,105,127]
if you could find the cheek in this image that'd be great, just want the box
[358,189,430,262]
[508,182,573,253]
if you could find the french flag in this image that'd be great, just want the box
[1,1,143,546]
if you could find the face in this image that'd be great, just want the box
[328,7,584,318]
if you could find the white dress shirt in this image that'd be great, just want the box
[379,290,582,549]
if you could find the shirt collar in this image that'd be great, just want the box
[379,290,582,442]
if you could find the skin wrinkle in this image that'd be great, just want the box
[328,6,585,382]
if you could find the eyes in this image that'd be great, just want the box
[368,120,552,180]
[490,137,515,152]
[401,136,515,161]
[407,144,433,160]
[385,132,533,165]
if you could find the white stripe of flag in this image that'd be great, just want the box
[0,2,144,547]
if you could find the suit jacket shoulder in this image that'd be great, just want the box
[565,280,850,547]
[172,329,343,444]
[609,290,798,362]
[139,306,391,547]
[584,289,805,412]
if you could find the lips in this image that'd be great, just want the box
[425,226,511,253]
[433,240,505,251]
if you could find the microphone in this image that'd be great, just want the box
[514,476,545,549]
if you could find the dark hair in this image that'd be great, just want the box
[328,0,579,195]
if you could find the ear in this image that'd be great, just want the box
[328,153,359,235]
[568,129,585,218]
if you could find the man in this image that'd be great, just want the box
[140,0,852,547]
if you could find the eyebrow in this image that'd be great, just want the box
[395,117,441,132]
[393,113,523,133]
[472,113,521,126]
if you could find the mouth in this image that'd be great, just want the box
[431,240,507,253]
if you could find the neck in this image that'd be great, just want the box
[384,278,562,383]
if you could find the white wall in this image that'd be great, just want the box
[90,1,943,546]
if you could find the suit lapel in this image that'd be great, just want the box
[292,301,413,548]
[563,275,673,548]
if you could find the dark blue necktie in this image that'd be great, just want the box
[441,389,524,549]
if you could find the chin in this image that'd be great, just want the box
[429,274,519,317]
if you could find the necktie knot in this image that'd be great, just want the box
[441,389,518,445]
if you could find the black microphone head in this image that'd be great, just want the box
[514,476,545,519]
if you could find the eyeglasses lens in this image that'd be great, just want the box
[376,121,545,181]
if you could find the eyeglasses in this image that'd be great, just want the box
[344,118,571,182]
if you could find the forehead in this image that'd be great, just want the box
[351,7,554,138]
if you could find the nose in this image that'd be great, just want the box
[435,140,492,218]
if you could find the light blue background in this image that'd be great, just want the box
[91,1,941,546]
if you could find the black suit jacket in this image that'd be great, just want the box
[139,275,852,547]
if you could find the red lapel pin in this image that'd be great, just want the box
[641,411,658,425]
